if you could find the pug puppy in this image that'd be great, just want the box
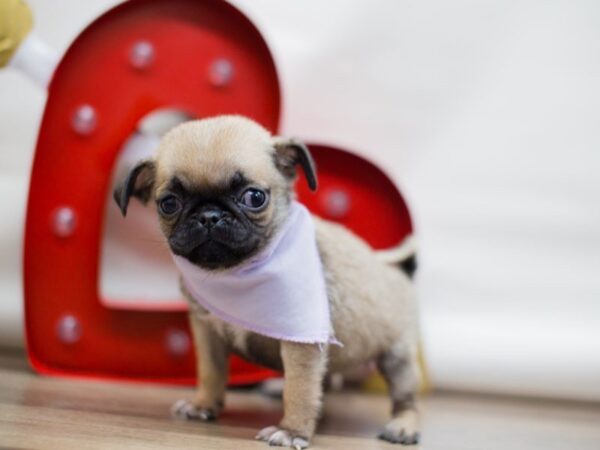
[113,115,420,448]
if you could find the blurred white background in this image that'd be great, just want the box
[0,0,599,400]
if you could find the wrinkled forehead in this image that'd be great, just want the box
[155,125,277,193]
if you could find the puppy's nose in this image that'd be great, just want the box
[198,209,223,228]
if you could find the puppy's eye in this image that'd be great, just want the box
[240,189,267,210]
[159,195,182,216]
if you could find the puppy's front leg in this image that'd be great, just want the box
[172,310,229,421]
[256,342,327,449]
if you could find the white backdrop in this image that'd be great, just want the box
[0,0,599,401]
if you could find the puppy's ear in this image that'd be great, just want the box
[272,138,318,191]
[113,160,156,216]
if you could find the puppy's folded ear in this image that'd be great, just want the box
[272,138,318,191]
[113,160,156,216]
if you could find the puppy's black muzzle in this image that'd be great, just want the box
[168,206,232,256]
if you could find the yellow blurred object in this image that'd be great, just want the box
[362,345,431,394]
[417,346,431,393]
[0,0,33,67]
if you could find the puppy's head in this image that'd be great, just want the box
[113,116,317,270]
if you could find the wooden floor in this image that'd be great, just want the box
[1,350,599,450]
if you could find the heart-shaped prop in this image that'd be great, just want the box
[21,0,414,385]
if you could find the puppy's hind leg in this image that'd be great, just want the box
[377,341,420,445]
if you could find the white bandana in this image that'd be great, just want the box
[173,202,341,346]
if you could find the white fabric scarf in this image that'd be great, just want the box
[173,202,341,346]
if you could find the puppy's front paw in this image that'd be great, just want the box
[255,425,310,449]
[171,399,218,421]
[378,410,420,445]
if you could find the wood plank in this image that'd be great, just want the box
[0,351,599,449]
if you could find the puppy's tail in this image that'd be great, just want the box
[376,235,417,279]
